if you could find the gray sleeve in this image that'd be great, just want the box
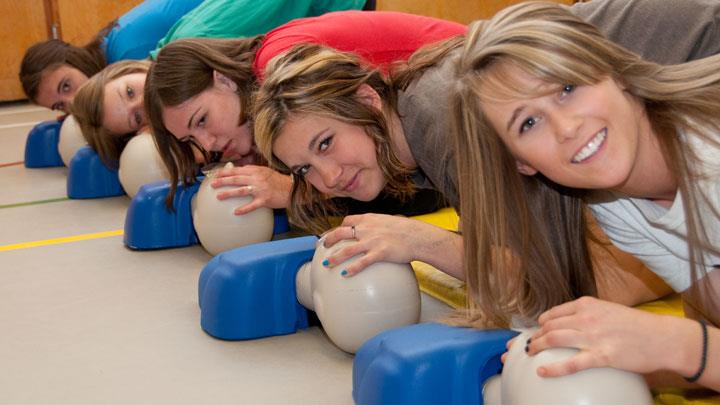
[570,0,720,64]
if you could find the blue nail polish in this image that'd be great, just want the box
[322,259,329,266]
[340,270,348,277]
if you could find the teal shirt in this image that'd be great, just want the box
[150,0,366,59]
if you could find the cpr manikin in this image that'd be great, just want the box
[118,132,170,198]
[295,239,421,353]
[482,329,653,405]
[191,162,274,256]
[57,115,88,166]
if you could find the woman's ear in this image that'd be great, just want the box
[355,83,383,110]
[213,70,238,92]
[516,159,538,176]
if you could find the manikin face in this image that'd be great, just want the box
[480,65,647,190]
[35,64,89,112]
[273,113,386,201]
[162,71,255,165]
[102,72,147,135]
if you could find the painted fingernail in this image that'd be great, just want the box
[340,270,348,277]
[527,337,532,344]
[322,259,329,267]
[524,344,529,353]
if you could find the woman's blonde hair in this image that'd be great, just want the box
[144,36,263,208]
[253,44,415,234]
[71,59,151,168]
[452,2,720,327]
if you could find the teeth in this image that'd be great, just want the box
[572,129,606,163]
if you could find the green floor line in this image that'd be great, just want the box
[0,197,69,209]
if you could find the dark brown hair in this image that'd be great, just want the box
[19,21,115,102]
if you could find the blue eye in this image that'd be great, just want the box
[561,84,575,96]
[126,86,134,98]
[520,117,537,134]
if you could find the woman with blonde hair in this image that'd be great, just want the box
[452,1,719,391]
[70,60,151,167]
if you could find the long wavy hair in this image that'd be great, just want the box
[253,44,415,234]
[70,60,151,168]
[451,2,720,327]
[19,21,114,102]
[144,36,263,208]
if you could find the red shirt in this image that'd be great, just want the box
[253,10,466,81]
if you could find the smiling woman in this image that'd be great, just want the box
[450,1,720,391]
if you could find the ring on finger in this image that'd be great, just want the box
[245,185,254,195]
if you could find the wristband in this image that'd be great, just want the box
[684,319,708,383]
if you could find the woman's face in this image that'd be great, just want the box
[162,72,255,165]
[102,72,147,135]
[273,113,386,201]
[35,64,89,112]
[480,65,645,191]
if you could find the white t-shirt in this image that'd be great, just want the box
[589,132,720,291]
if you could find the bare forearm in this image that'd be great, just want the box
[413,223,465,281]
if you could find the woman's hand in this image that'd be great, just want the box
[321,214,464,279]
[528,296,695,378]
[210,165,291,215]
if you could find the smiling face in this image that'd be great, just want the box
[102,72,147,135]
[35,64,89,112]
[273,113,386,201]
[161,72,255,165]
[480,64,648,191]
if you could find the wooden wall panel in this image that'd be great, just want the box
[377,0,575,24]
[57,0,143,46]
[0,0,49,101]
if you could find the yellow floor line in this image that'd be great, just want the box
[0,229,124,252]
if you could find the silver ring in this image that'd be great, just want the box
[351,225,356,239]
[245,185,254,195]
